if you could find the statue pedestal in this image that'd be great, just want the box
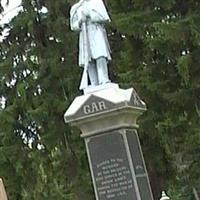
[64,84,154,200]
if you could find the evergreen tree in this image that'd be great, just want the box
[108,0,200,199]
[0,0,93,199]
[0,0,199,199]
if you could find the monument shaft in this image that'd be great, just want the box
[64,85,154,200]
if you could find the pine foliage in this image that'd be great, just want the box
[0,0,200,199]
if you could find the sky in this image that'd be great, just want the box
[0,0,22,41]
[0,0,22,25]
[0,0,22,106]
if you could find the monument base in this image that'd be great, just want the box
[85,128,154,200]
[64,85,154,200]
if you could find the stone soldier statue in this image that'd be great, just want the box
[70,0,111,90]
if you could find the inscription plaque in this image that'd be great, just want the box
[87,132,138,200]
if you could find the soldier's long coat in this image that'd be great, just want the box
[70,0,111,67]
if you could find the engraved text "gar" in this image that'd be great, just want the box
[83,101,107,114]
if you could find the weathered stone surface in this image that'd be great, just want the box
[126,130,154,200]
[85,129,154,200]
[64,85,154,200]
[73,95,119,119]
[126,130,146,175]
[86,131,138,200]
[64,85,146,124]
[128,88,146,108]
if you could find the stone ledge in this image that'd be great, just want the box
[64,85,146,124]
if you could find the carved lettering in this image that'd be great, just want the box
[95,158,134,199]
[83,105,91,114]
[83,101,107,114]
[92,102,99,112]
[98,101,107,111]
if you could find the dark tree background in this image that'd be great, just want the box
[0,0,200,199]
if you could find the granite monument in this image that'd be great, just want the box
[65,1,154,199]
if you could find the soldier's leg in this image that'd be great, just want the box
[88,61,98,86]
[96,57,110,84]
